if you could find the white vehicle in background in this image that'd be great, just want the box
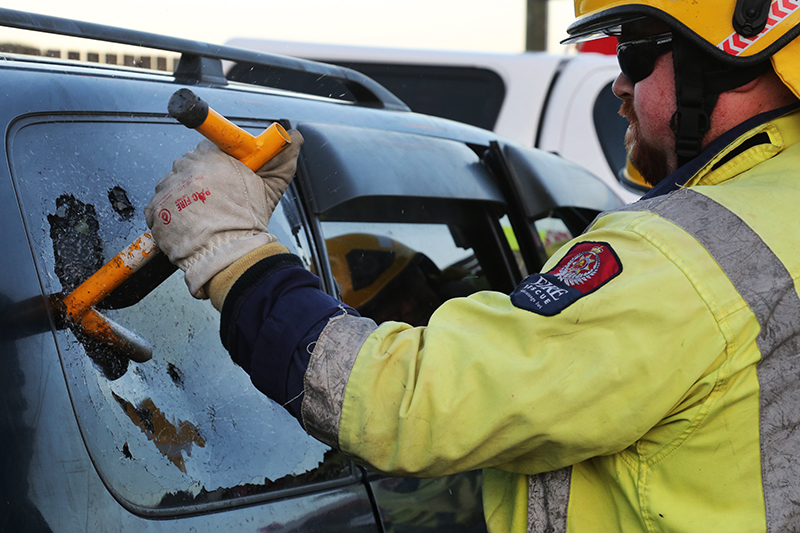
[225,38,642,203]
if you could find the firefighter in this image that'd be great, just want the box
[325,233,445,327]
[326,233,483,326]
[145,1,800,530]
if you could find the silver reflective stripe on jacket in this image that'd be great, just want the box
[527,188,800,532]
[642,188,800,532]
[301,313,377,448]
[527,467,571,533]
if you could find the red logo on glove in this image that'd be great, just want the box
[175,188,212,212]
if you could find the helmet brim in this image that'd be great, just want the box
[562,9,655,44]
[562,3,800,66]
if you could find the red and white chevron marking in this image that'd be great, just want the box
[717,0,800,55]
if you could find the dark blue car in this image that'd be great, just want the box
[0,9,622,531]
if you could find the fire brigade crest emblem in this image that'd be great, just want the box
[554,246,604,286]
[510,241,622,316]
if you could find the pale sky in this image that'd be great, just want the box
[0,0,577,54]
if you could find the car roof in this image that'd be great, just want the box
[0,8,508,154]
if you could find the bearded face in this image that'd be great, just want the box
[619,99,672,186]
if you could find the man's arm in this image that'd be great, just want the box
[146,135,727,480]
[212,249,361,419]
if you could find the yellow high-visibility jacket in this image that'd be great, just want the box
[300,108,800,532]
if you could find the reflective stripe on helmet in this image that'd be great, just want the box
[718,0,800,55]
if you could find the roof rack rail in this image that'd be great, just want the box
[0,8,410,112]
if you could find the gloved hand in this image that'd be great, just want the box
[145,130,304,299]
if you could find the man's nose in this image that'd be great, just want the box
[612,72,633,100]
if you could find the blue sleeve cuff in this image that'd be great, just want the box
[220,255,358,420]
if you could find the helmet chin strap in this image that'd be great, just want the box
[670,34,772,168]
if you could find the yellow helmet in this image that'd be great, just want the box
[326,233,418,310]
[565,0,800,97]
[564,0,800,166]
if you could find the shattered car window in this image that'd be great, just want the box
[8,117,352,514]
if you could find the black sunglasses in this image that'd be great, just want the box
[616,32,673,84]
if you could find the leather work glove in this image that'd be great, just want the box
[145,130,304,299]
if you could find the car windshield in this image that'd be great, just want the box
[8,116,352,515]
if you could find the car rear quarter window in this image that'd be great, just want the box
[228,62,506,131]
[336,62,506,131]
[7,116,352,515]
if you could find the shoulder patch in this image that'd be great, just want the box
[511,241,622,316]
